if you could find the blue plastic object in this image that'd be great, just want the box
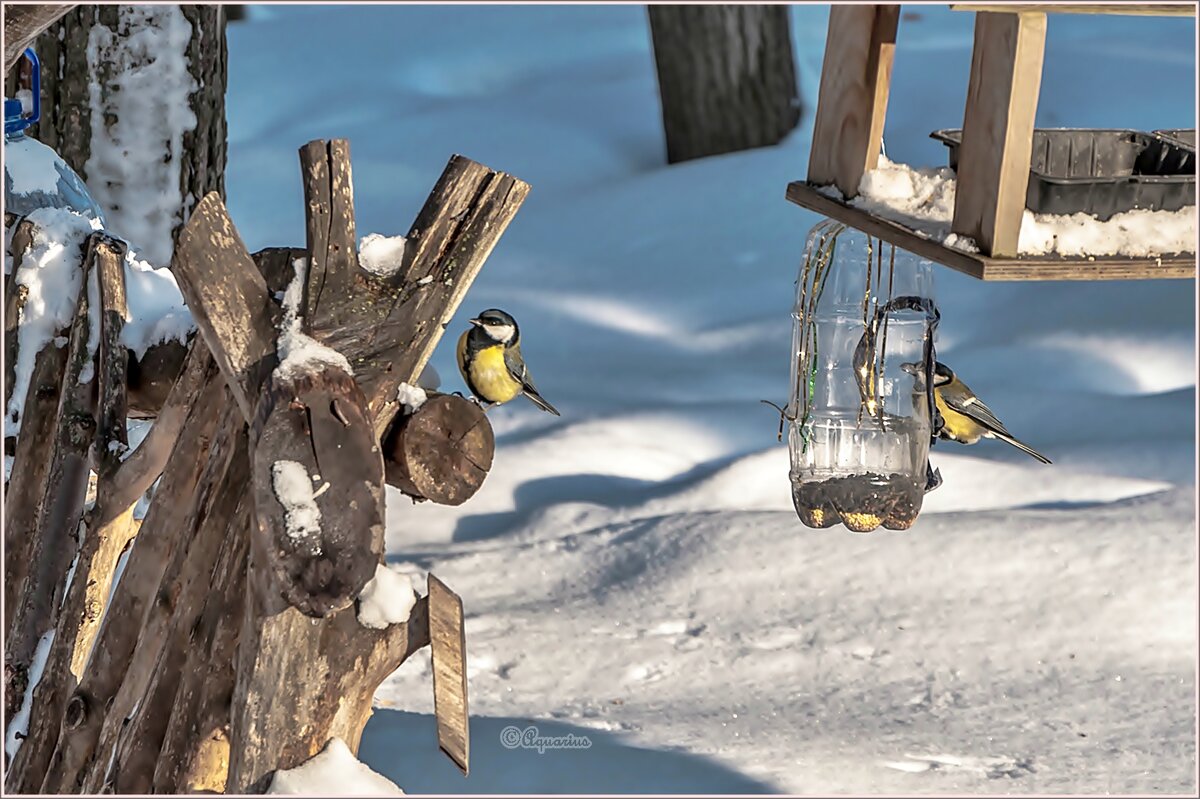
[4,48,106,224]
[4,48,41,135]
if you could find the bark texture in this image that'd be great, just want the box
[648,4,802,163]
[5,5,228,255]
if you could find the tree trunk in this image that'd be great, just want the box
[5,4,227,264]
[647,4,802,163]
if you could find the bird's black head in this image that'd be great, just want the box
[932,362,955,387]
[469,308,519,344]
[900,360,955,387]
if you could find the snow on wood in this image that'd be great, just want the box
[120,246,194,359]
[267,737,405,795]
[4,207,97,433]
[359,233,408,278]
[274,257,353,382]
[4,629,55,758]
[357,564,418,629]
[270,459,324,552]
[84,5,197,266]
[395,382,427,414]
[841,156,1197,257]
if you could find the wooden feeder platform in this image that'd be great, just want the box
[786,181,1196,281]
[794,2,1198,282]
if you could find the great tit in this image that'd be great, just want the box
[904,361,1051,464]
[457,309,560,416]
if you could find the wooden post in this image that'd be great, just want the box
[950,11,1047,257]
[807,4,900,198]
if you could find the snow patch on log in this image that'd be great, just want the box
[4,630,55,758]
[267,737,405,795]
[395,383,427,414]
[357,564,417,630]
[358,233,408,278]
[274,257,353,382]
[271,460,324,553]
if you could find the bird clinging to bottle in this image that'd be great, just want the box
[904,361,1051,464]
[457,309,560,416]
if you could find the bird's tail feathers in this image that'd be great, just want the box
[994,431,1052,464]
[523,386,560,416]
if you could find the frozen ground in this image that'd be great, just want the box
[226,4,1197,794]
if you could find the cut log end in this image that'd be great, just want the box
[383,393,495,506]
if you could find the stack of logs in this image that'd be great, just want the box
[3,139,526,792]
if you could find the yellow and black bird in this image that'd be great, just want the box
[906,361,1051,464]
[457,309,560,416]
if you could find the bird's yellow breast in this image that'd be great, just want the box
[459,334,522,404]
[935,390,985,444]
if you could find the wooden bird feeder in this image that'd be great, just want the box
[789,3,1197,281]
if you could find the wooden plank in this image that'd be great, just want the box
[952,4,1195,16]
[951,11,1047,257]
[786,180,1197,281]
[428,574,469,776]
[807,5,900,198]
[171,191,279,423]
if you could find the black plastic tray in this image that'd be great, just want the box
[931,128,1195,220]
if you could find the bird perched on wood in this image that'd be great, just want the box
[457,309,560,416]
[904,361,1051,464]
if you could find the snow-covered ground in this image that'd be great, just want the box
[226,4,1197,794]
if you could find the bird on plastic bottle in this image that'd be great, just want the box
[904,361,1051,464]
[456,309,560,416]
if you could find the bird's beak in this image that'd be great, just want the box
[900,362,921,376]
[469,318,483,326]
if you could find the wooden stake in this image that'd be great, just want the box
[807,5,900,198]
[951,11,1047,257]
[429,574,469,775]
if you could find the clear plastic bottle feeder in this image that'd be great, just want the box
[786,221,941,533]
[4,48,107,224]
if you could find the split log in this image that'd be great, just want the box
[4,238,95,730]
[384,392,494,505]
[150,496,249,794]
[39,347,222,794]
[3,233,129,793]
[2,220,69,634]
[250,365,384,616]
[107,409,249,794]
[105,337,210,514]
